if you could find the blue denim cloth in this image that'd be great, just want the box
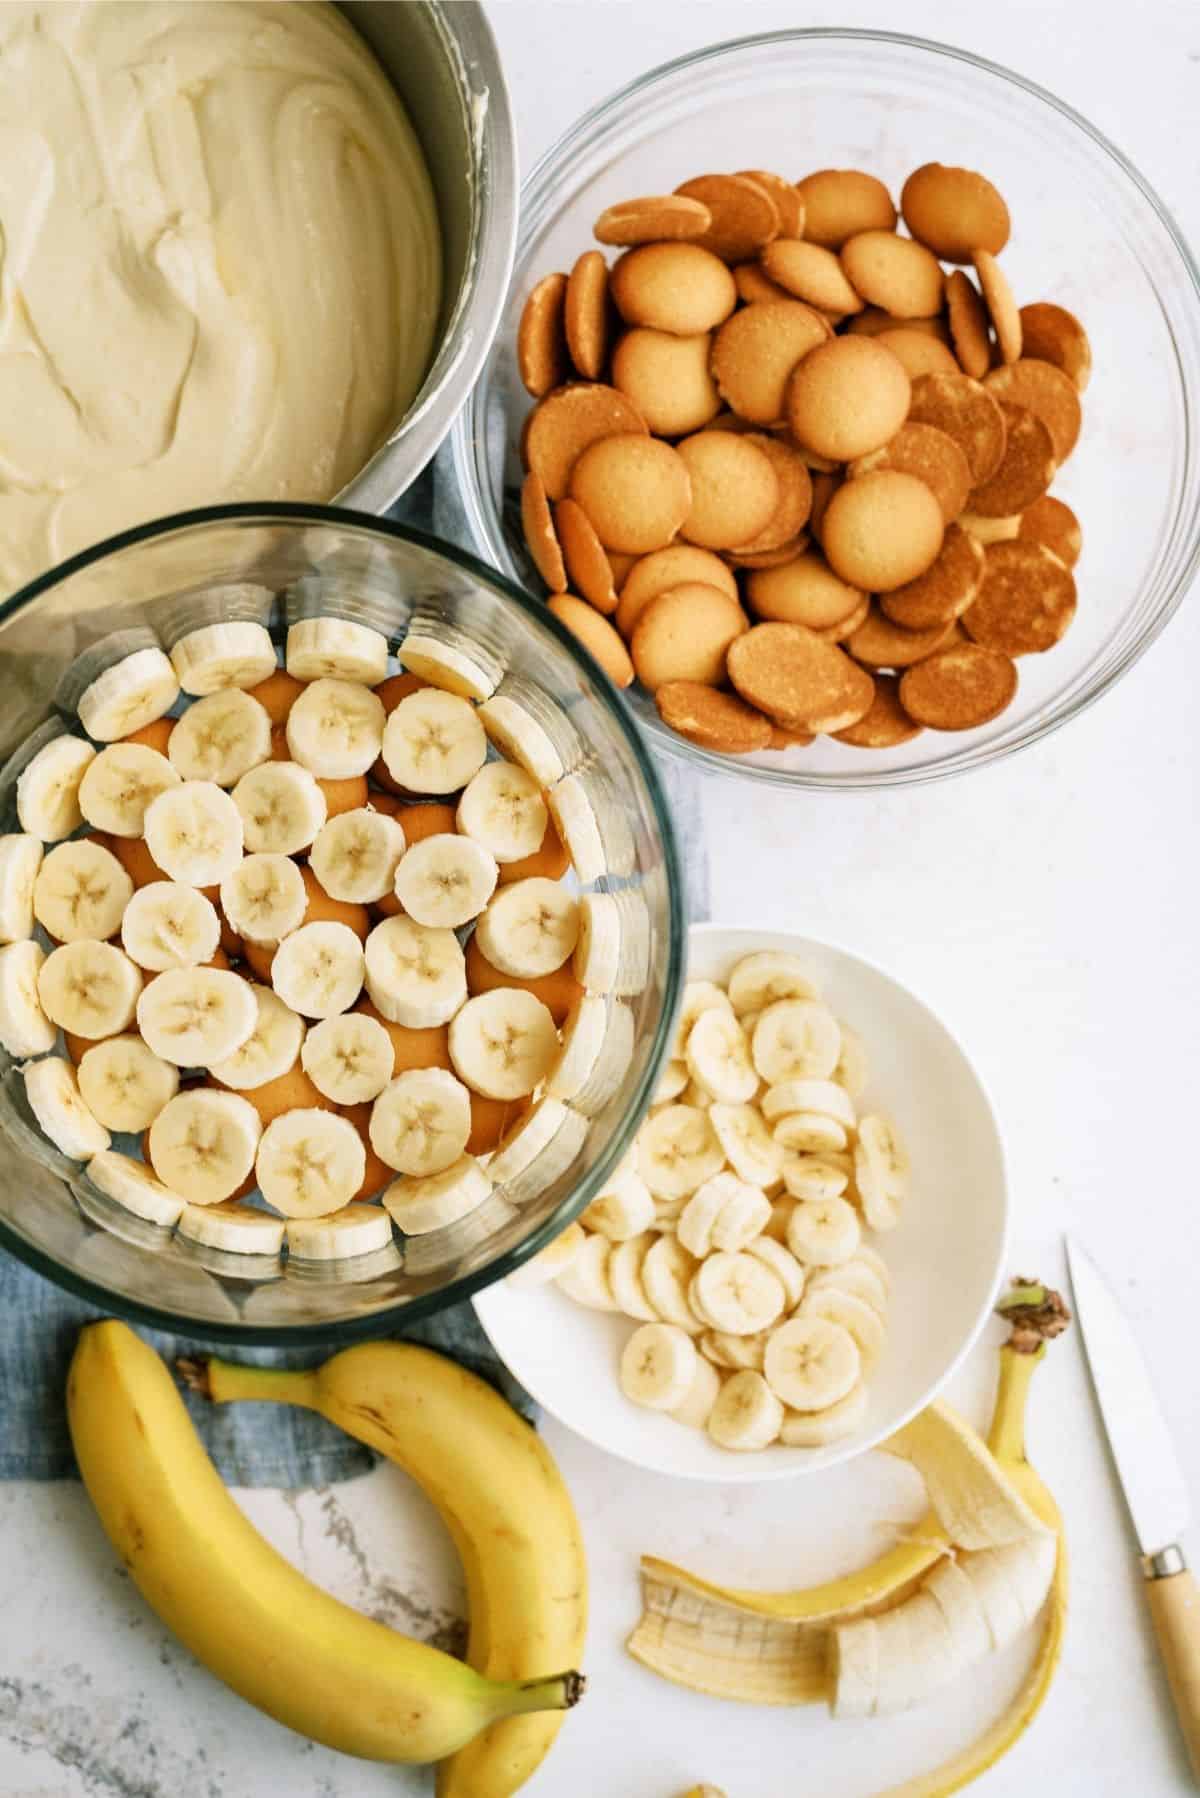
[0,454,710,1484]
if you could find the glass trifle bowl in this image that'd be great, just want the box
[451,28,1200,788]
[0,506,683,1342]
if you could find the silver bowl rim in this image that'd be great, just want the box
[339,0,519,515]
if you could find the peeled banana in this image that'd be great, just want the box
[187,1338,589,1798]
[70,1323,584,1771]
[627,1284,1070,1794]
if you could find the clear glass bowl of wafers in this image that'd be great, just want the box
[0,506,683,1342]
[451,28,1200,787]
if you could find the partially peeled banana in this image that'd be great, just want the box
[629,1284,1069,1792]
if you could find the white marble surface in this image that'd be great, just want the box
[3,1,1200,1794]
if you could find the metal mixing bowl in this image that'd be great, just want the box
[336,1,518,510]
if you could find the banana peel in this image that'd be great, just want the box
[628,1283,1069,1794]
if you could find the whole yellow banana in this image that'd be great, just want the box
[68,1322,582,1764]
[196,1338,589,1798]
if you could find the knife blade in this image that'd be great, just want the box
[1067,1237,1191,1557]
[1068,1237,1200,1783]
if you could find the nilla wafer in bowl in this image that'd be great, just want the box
[676,431,779,550]
[631,584,747,691]
[728,622,874,733]
[786,336,910,462]
[822,470,944,592]
[899,642,1018,730]
[568,433,692,554]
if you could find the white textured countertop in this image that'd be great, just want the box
[3,2,1200,1794]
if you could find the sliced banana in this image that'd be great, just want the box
[677,1172,754,1259]
[271,921,365,1020]
[782,1153,851,1200]
[381,689,487,795]
[773,1111,850,1154]
[382,1153,492,1234]
[300,1012,392,1104]
[581,1161,655,1240]
[143,781,244,886]
[786,1195,861,1267]
[780,1381,868,1447]
[24,1055,111,1158]
[555,1229,618,1310]
[669,1355,722,1430]
[923,1556,994,1670]
[309,809,406,904]
[686,1007,758,1104]
[640,1233,703,1334]
[16,735,97,841]
[727,951,821,1017]
[834,1023,870,1099]
[77,647,179,742]
[0,835,43,944]
[545,774,605,883]
[744,1235,807,1310]
[285,1204,395,1261]
[680,1079,714,1111]
[33,840,133,942]
[699,1329,766,1371]
[86,1150,185,1227]
[456,762,548,864]
[137,966,257,1065]
[853,1243,893,1293]
[693,1249,787,1336]
[364,917,466,1027]
[708,1101,782,1187]
[636,1104,725,1201]
[0,942,56,1056]
[801,1286,887,1369]
[807,1258,889,1318]
[398,633,498,702]
[232,761,327,855]
[255,1108,366,1217]
[763,1196,797,1243]
[671,980,734,1060]
[707,1369,783,1451]
[210,986,306,1091]
[39,942,142,1038]
[370,1066,472,1176]
[286,678,386,779]
[219,854,307,945]
[448,988,558,1100]
[710,1181,771,1252]
[486,1096,585,1192]
[751,999,842,1083]
[855,1114,910,1231]
[177,1199,284,1254]
[764,1316,861,1412]
[607,1231,659,1320]
[652,1060,688,1106]
[121,882,221,971]
[473,877,579,979]
[620,1322,698,1412]
[762,1078,856,1129]
[167,690,273,787]
[545,994,607,1101]
[477,691,567,788]
[286,617,388,685]
[78,744,181,836]
[170,621,278,695]
[506,1220,586,1289]
[393,834,498,929]
[573,892,620,993]
[76,1035,179,1132]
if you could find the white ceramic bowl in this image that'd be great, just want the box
[474,924,1009,1481]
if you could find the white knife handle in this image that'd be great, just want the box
[1145,1546,1200,1783]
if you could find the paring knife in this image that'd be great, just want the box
[1067,1238,1200,1780]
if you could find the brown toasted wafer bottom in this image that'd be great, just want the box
[1019,495,1082,569]
[834,674,923,747]
[727,621,874,731]
[845,604,955,669]
[881,524,984,629]
[907,372,1006,486]
[962,540,1077,655]
[899,642,1017,729]
[849,421,971,524]
[656,682,773,752]
[967,402,1055,517]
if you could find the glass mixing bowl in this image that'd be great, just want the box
[451,28,1200,788]
[0,506,683,1342]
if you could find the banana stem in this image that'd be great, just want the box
[986,1344,1042,1466]
[177,1356,320,1411]
[502,1671,586,1717]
